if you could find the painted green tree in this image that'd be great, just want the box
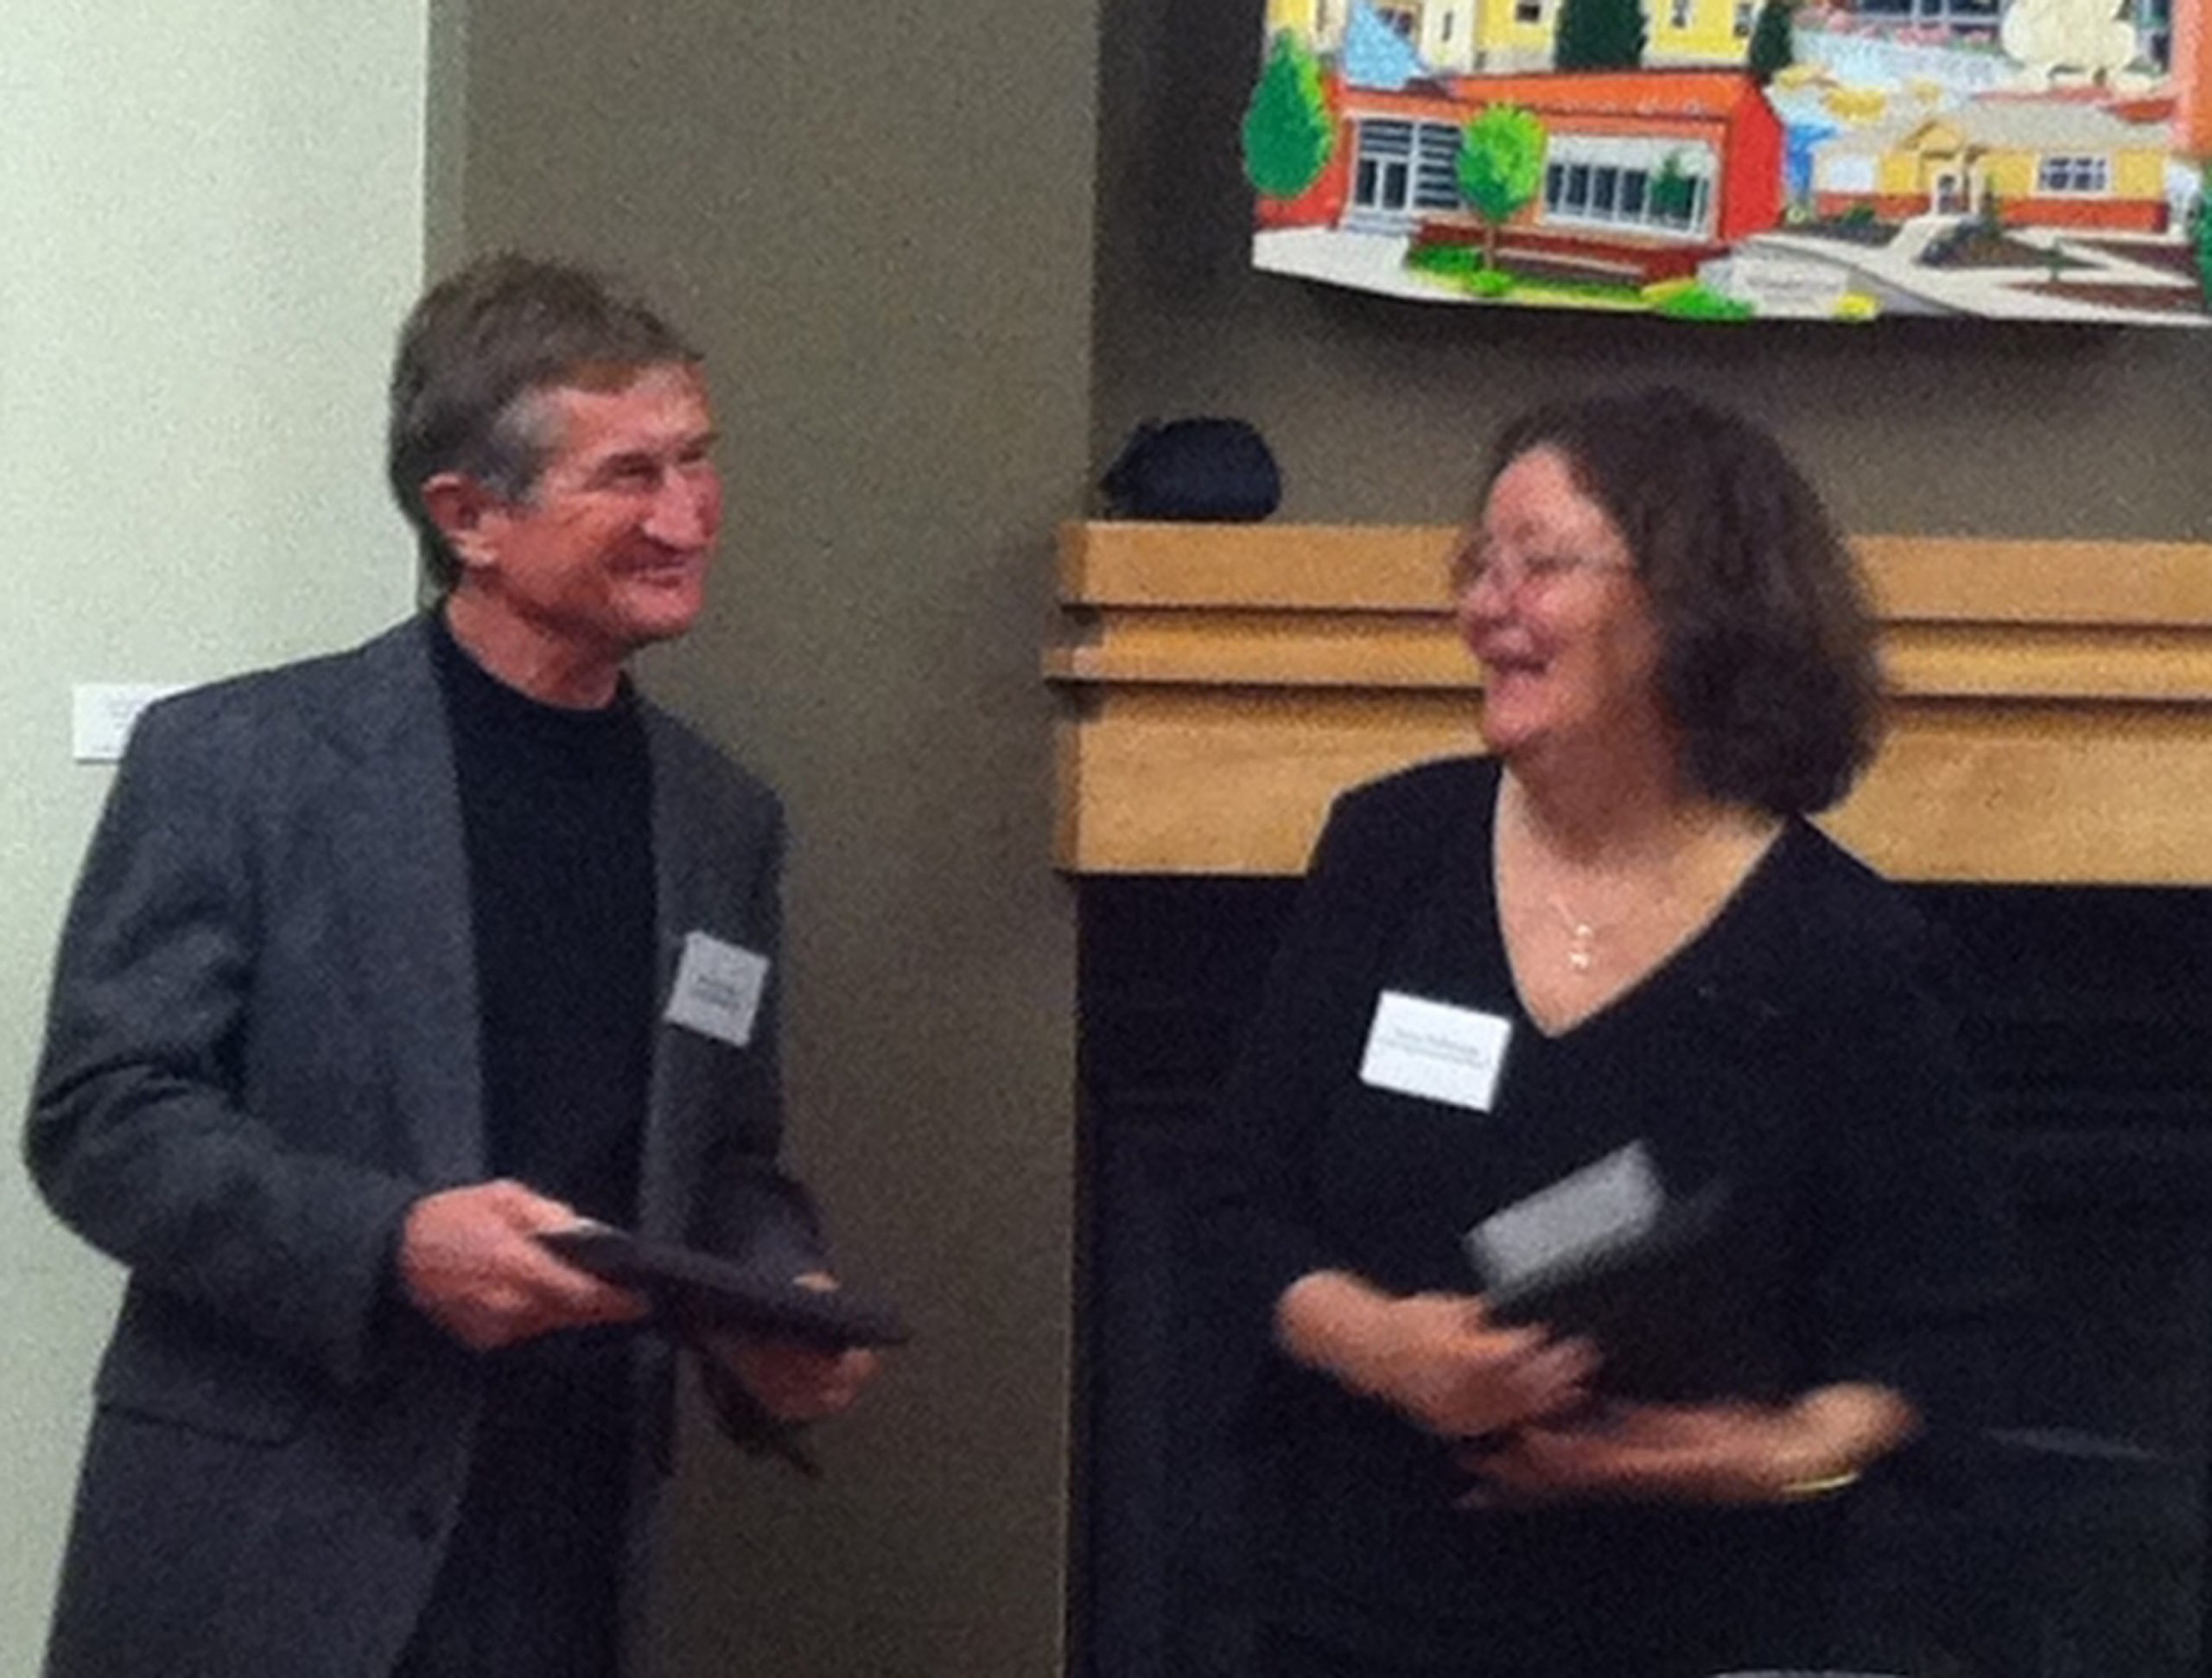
[1457,105,1549,268]
[1554,0,1647,70]
[1243,32,1334,201]
[1746,0,1796,83]
[2197,162,2212,309]
[1652,153,1698,227]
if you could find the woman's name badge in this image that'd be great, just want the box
[1358,991,1511,1113]
[664,931,770,1048]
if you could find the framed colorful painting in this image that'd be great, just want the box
[1244,0,2212,321]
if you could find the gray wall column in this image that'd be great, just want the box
[437,3,1096,1672]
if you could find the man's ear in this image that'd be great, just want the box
[419,473,508,575]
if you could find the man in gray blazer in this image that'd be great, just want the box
[25,255,878,1677]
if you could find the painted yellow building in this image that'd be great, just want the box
[1468,0,1565,72]
[1408,0,1484,69]
[1265,0,1338,46]
[1645,0,1760,65]
[1812,99,2171,230]
[1268,0,1754,73]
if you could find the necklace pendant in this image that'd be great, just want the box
[1566,920,1597,972]
[1547,895,1600,975]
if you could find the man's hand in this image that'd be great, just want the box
[397,1179,649,1351]
[698,1276,883,1425]
[702,1336,880,1423]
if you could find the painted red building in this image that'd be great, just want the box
[1334,70,1785,252]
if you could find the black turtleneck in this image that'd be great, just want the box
[405,611,658,1678]
[428,611,655,1227]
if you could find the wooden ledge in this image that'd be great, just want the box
[1046,522,2212,884]
[1059,522,2212,624]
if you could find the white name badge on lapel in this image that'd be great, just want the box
[1358,990,1512,1114]
[664,931,771,1049]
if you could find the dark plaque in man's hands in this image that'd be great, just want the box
[539,1221,910,1350]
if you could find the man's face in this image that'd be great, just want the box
[461,364,723,667]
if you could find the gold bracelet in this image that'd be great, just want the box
[1776,1467,1861,1501]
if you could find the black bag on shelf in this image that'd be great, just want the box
[1098,417,1281,522]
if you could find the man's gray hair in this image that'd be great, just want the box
[386,253,701,594]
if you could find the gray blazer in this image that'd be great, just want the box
[25,617,819,1678]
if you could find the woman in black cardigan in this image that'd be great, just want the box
[1202,389,2014,1677]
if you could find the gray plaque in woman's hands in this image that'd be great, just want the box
[1466,1142,1732,1400]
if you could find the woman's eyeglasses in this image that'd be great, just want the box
[1450,543,1636,596]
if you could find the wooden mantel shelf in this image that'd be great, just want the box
[1045,521,2212,884]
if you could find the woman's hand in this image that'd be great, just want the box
[1457,1381,1916,1507]
[1276,1272,1596,1438]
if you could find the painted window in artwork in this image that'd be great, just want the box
[1351,120,1462,218]
[1354,122,1413,211]
[1542,140,1713,237]
[1515,0,1545,22]
[1414,124,1463,208]
[1854,0,1999,22]
[1734,0,1756,33]
[1653,173,1710,230]
[1669,0,1694,27]
[2134,0,2172,67]
[2038,155,2111,194]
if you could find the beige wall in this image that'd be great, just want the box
[0,7,427,1671]
[435,3,1093,1672]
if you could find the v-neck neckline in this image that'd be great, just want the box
[1481,776,1797,1044]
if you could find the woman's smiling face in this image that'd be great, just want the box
[1454,445,1669,767]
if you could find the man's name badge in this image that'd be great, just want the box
[664,931,770,1049]
[1358,990,1511,1113]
